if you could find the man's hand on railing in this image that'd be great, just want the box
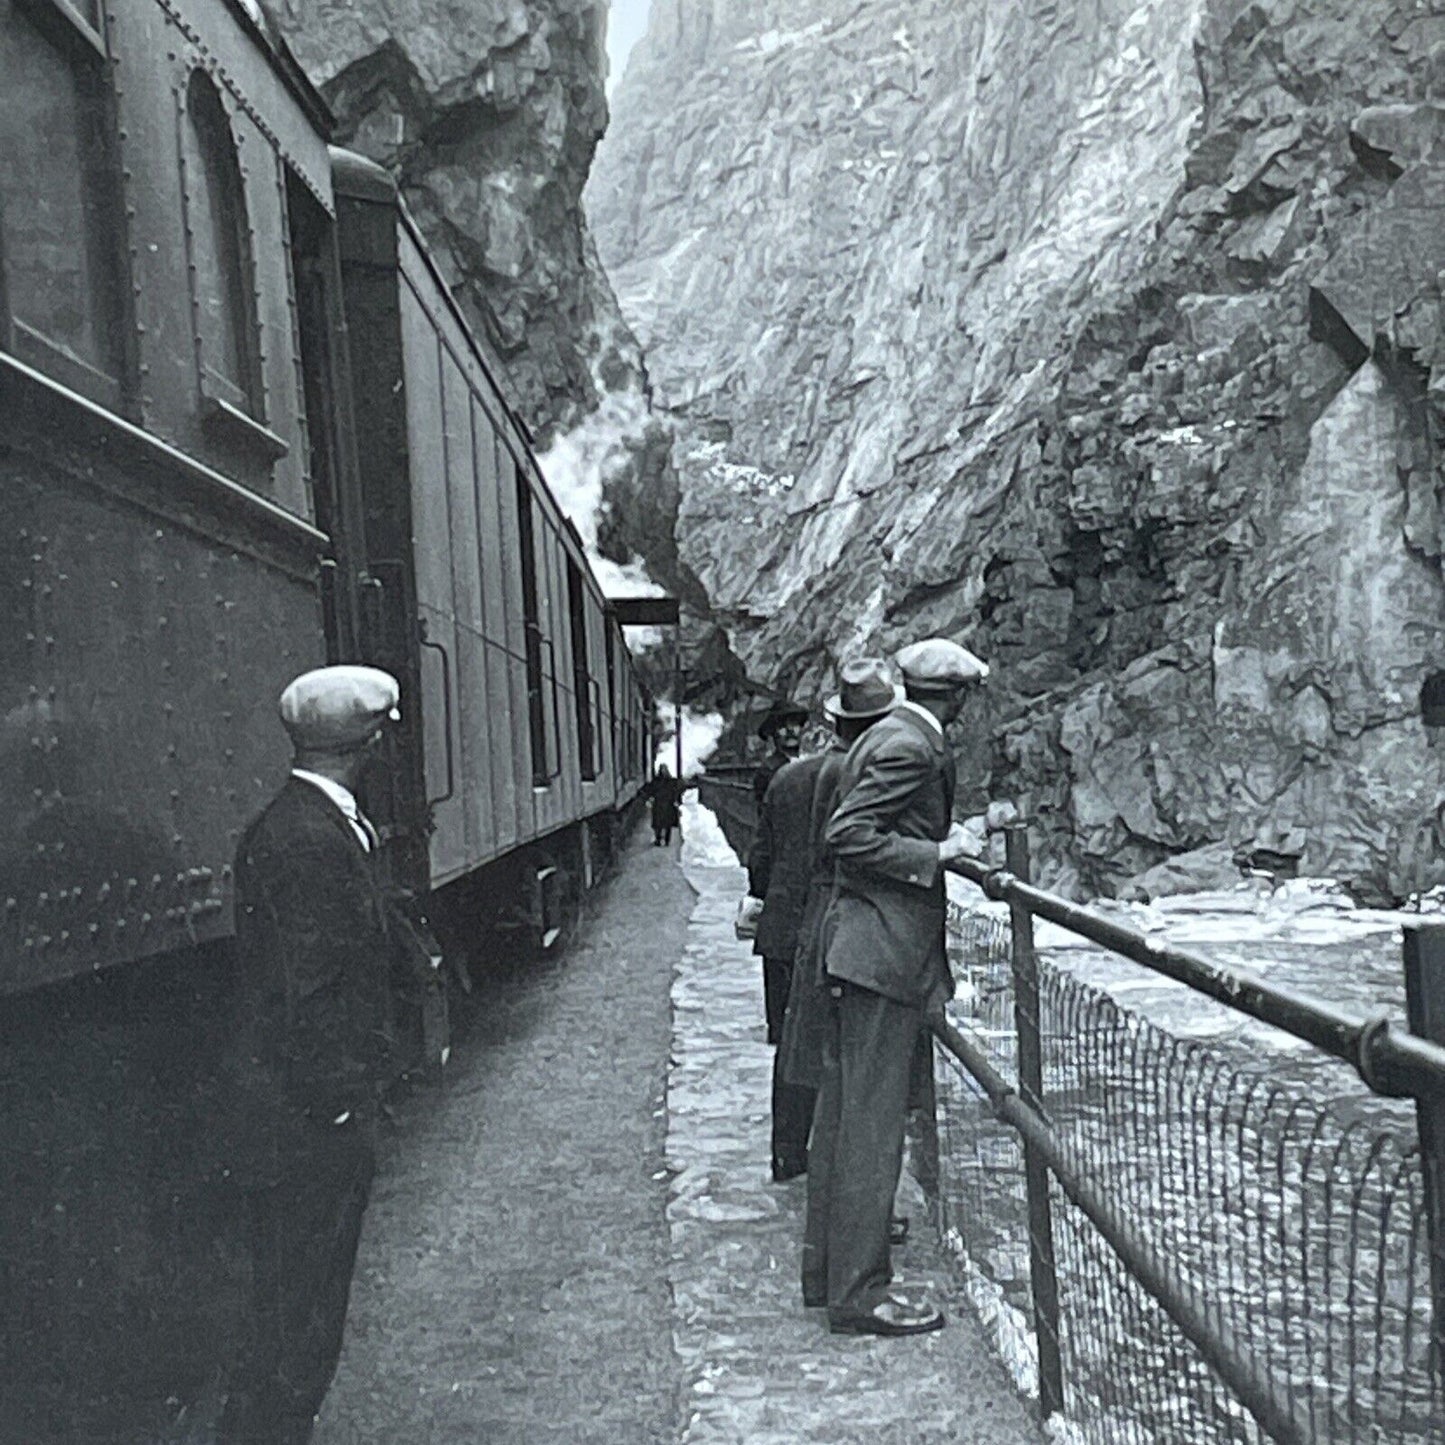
[938,821,979,865]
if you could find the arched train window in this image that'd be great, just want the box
[0,0,125,405]
[183,69,260,418]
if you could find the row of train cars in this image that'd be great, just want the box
[0,0,656,1428]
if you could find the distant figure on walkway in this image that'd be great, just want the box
[807,637,987,1337]
[752,699,808,808]
[779,659,897,1124]
[648,764,691,846]
[221,665,402,1444]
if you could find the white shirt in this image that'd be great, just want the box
[894,698,944,737]
[291,769,376,852]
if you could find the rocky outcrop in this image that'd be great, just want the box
[272,0,703,676]
[590,0,1445,900]
[274,0,621,434]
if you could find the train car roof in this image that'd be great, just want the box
[224,0,334,137]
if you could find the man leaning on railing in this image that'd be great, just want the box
[804,636,987,1337]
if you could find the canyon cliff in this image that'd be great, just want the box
[589,0,1445,900]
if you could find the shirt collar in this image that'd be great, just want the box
[292,769,365,827]
[894,698,944,738]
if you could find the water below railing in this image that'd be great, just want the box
[937,877,1440,1444]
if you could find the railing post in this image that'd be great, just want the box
[1006,823,1064,1420]
[1403,922,1445,1392]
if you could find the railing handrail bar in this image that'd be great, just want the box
[947,857,1445,1102]
[930,1014,1313,1445]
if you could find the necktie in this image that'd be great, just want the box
[356,811,381,853]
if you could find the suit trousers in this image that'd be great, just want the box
[803,980,923,1320]
[219,1121,375,1445]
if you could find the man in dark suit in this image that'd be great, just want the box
[807,637,987,1336]
[747,724,829,1181]
[220,665,402,1445]
[776,661,898,1198]
[751,699,808,809]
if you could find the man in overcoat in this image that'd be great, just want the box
[776,660,897,1176]
[747,710,832,1180]
[807,637,987,1336]
[220,665,402,1444]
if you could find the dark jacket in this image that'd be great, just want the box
[747,752,829,962]
[822,707,956,1009]
[752,752,790,809]
[232,778,395,1156]
[648,774,686,830]
[777,743,848,1088]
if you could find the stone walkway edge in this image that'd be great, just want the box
[669,806,1045,1444]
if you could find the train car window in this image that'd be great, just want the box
[182,69,261,421]
[0,0,125,406]
[566,560,598,781]
[515,467,550,787]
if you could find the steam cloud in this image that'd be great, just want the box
[654,704,725,776]
[537,384,667,649]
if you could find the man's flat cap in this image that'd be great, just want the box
[279,665,401,750]
[895,637,990,693]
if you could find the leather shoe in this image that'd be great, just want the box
[829,1295,946,1337]
[771,1160,806,1183]
[889,1215,910,1246]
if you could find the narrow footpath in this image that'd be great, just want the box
[314,812,1044,1443]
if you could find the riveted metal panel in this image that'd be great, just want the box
[146,0,331,208]
[0,432,324,993]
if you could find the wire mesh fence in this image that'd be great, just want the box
[933,889,1442,1444]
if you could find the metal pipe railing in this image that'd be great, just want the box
[930,1013,1314,1445]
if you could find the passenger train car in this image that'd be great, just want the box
[0,0,650,1004]
[0,0,649,1428]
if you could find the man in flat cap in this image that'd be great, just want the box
[807,637,987,1336]
[220,665,402,1445]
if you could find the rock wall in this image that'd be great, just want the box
[589,0,1445,900]
[272,0,663,465]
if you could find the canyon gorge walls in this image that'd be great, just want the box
[589,0,1445,899]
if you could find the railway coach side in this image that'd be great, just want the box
[333,152,648,941]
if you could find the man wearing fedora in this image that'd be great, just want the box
[808,637,987,1336]
[778,660,897,1206]
[221,665,402,1444]
[752,698,809,809]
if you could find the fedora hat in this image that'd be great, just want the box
[757,699,809,739]
[825,658,902,719]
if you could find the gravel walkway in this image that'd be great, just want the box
[313,813,1044,1443]
[314,831,687,1444]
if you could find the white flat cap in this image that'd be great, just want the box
[895,637,990,693]
[279,665,401,750]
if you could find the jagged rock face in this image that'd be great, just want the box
[589,0,1445,901]
[273,0,630,439]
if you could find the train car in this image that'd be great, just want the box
[332,151,649,951]
[0,0,348,995]
[0,0,652,1432]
